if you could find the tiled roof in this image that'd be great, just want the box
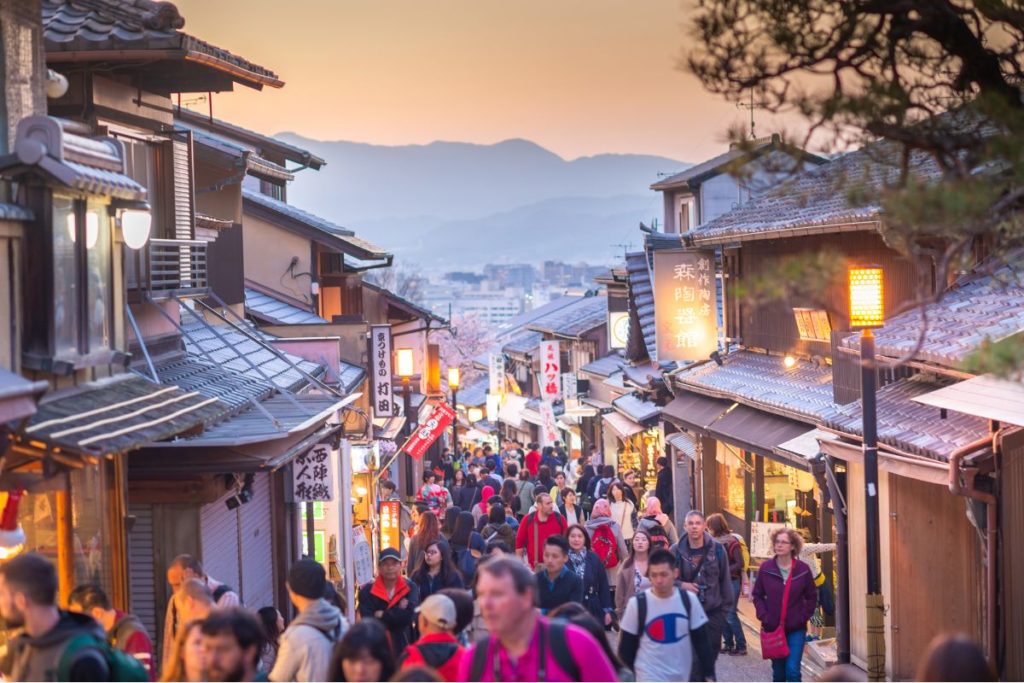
[176,109,325,169]
[666,431,697,459]
[819,374,990,462]
[841,268,1024,368]
[187,128,293,181]
[672,350,835,423]
[497,296,582,337]
[688,141,940,246]
[245,288,327,325]
[151,354,274,413]
[43,0,282,89]
[626,251,656,361]
[0,117,146,201]
[651,148,742,190]
[361,281,447,323]
[244,189,393,262]
[181,320,324,392]
[527,294,607,338]
[0,203,34,221]
[503,329,544,356]
[455,376,489,408]
[579,352,624,378]
[612,393,661,423]
[338,361,366,395]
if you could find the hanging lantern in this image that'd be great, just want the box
[0,491,26,560]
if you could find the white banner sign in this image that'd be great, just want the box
[488,353,505,396]
[293,443,335,502]
[539,340,561,403]
[371,324,394,417]
[539,401,559,447]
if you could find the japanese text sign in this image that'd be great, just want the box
[653,250,718,361]
[539,340,561,403]
[293,443,334,502]
[539,401,559,447]
[371,325,394,417]
[379,500,402,551]
[488,353,506,397]
[401,401,456,460]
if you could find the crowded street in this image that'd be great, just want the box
[1,0,1024,681]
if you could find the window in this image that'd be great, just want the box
[793,308,833,342]
[52,196,113,360]
[677,198,695,232]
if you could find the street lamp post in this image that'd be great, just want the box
[397,348,416,499]
[448,367,460,456]
[849,265,886,682]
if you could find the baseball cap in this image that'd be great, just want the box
[416,594,456,630]
[379,548,402,563]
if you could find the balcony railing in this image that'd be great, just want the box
[128,238,209,300]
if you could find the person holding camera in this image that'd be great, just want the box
[673,510,734,681]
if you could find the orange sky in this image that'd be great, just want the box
[174,0,804,161]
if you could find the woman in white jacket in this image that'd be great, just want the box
[608,481,635,543]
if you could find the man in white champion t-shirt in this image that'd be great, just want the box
[619,548,717,682]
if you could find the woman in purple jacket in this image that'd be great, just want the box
[752,527,819,682]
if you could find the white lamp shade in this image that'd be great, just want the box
[85,212,99,249]
[121,209,152,249]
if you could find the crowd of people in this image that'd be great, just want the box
[0,439,997,682]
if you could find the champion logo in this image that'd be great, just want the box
[644,613,691,644]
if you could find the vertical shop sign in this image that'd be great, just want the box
[293,443,334,502]
[488,353,506,397]
[539,340,561,403]
[371,325,394,417]
[539,401,559,448]
[379,500,402,551]
[653,250,718,361]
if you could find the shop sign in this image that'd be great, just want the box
[539,340,561,402]
[371,325,394,417]
[379,500,402,552]
[561,372,578,398]
[653,250,718,361]
[608,311,630,349]
[539,401,559,447]
[293,443,334,502]
[401,401,456,460]
[488,353,505,397]
[750,521,788,558]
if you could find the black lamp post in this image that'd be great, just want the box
[850,265,886,682]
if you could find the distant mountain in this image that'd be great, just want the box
[276,134,688,268]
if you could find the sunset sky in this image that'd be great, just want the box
[174,0,805,162]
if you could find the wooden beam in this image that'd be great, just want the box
[128,476,229,505]
[55,484,74,607]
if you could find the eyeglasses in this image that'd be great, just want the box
[774,539,793,546]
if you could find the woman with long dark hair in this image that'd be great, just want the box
[607,481,636,543]
[455,473,480,512]
[440,507,460,541]
[407,510,440,571]
[257,606,285,674]
[480,503,515,549]
[565,523,614,628]
[409,539,464,599]
[614,528,652,620]
[329,619,396,682]
[448,511,485,584]
[499,478,520,518]
[449,469,466,503]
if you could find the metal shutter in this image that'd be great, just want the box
[200,489,242,597]
[238,474,275,609]
[127,503,158,639]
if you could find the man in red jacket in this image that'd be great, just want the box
[399,594,464,681]
[524,442,541,477]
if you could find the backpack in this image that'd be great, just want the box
[455,547,478,584]
[591,523,620,569]
[635,587,691,640]
[403,641,459,670]
[731,532,750,572]
[721,535,743,576]
[470,619,579,680]
[644,523,671,551]
[58,632,149,682]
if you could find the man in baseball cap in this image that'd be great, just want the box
[398,594,466,681]
[356,548,419,655]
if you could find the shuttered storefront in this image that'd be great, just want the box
[200,488,242,598]
[1001,430,1024,680]
[127,503,158,640]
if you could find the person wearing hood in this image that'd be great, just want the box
[480,504,516,549]
[270,559,347,682]
[636,496,680,546]
[472,485,496,524]
[0,553,114,682]
[585,499,629,588]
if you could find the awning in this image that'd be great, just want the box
[662,391,733,431]
[21,375,226,457]
[817,434,949,487]
[521,408,544,427]
[244,287,327,325]
[603,411,645,441]
[612,394,660,424]
[603,372,628,391]
[707,405,814,470]
[373,416,406,441]
[666,431,697,459]
[774,428,838,463]
[912,374,1024,428]
[498,394,529,430]
[0,369,47,424]
[582,397,614,412]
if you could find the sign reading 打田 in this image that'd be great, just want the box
[539,340,561,403]
[371,324,394,417]
[293,442,334,502]
[653,250,718,361]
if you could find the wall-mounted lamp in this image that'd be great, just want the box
[467,407,484,423]
[396,348,415,378]
[448,367,460,390]
[111,200,152,250]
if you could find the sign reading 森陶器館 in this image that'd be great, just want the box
[488,353,505,397]
[371,324,394,417]
[401,401,456,459]
[293,442,334,502]
[653,250,718,361]
[539,340,561,403]
[539,401,559,447]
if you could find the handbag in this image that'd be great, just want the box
[760,567,794,660]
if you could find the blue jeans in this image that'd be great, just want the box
[722,578,747,649]
[770,630,806,682]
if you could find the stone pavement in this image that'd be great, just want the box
[715,611,828,682]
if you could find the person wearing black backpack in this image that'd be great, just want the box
[618,549,716,682]
[69,584,154,680]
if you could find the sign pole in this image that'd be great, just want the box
[305,502,315,560]
[338,439,356,624]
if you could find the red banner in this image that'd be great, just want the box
[400,401,456,460]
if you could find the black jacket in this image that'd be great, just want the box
[568,551,613,625]
[455,484,481,512]
[674,532,734,614]
[357,577,421,655]
[655,467,673,515]
[535,566,584,613]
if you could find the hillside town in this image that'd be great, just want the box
[0,1,1023,682]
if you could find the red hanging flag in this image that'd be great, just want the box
[401,402,456,460]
